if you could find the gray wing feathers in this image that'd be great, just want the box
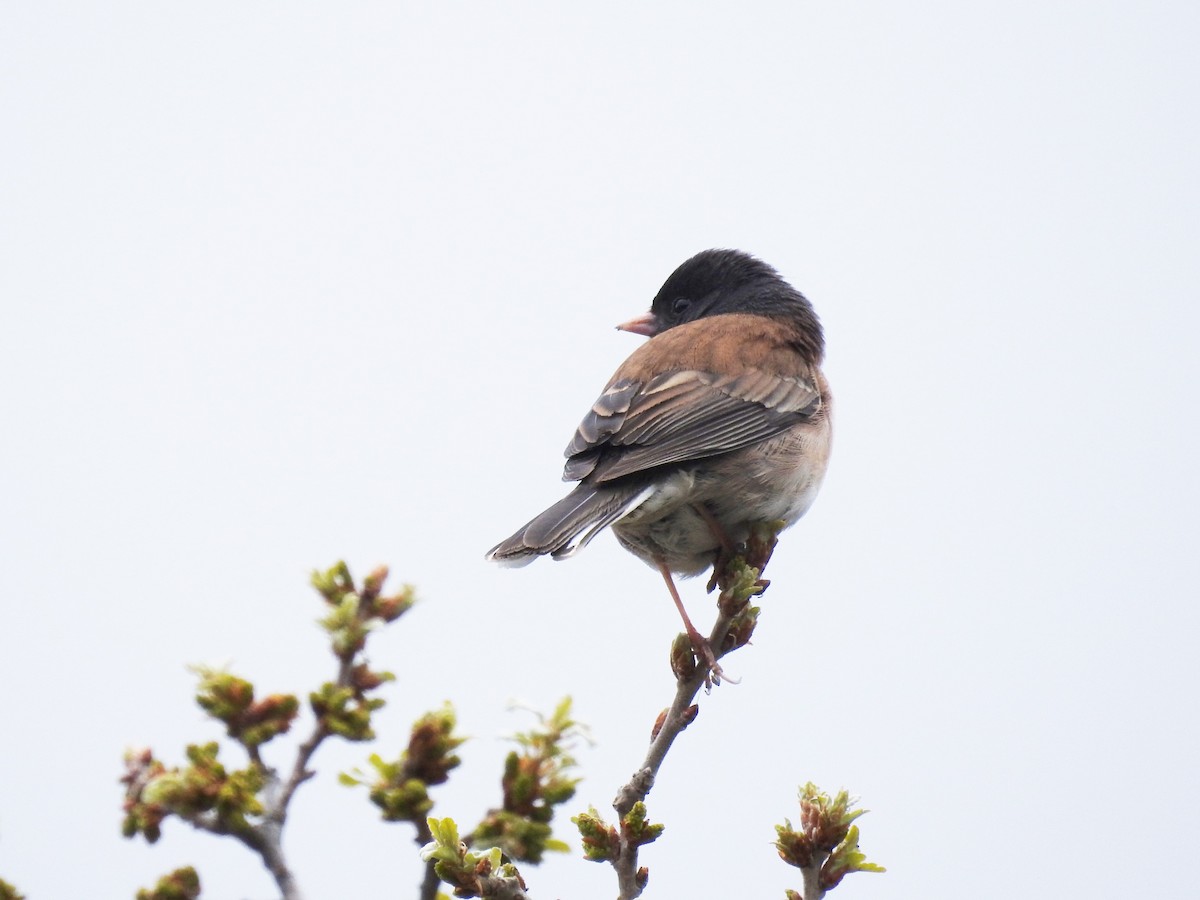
[565,379,640,457]
[563,368,822,484]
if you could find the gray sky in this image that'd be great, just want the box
[3,3,1198,898]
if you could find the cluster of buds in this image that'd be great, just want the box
[309,562,408,740]
[469,698,583,864]
[573,799,663,868]
[342,703,464,823]
[121,742,265,841]
[775,783,885,896]
[421,818,530,900]
[193,669,299,750]
[313,562,414,661]
[121,748,169,842]
[134,867,200,900]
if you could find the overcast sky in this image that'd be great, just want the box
[3,3,1198,899]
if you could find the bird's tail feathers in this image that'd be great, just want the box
[485,483,653,565]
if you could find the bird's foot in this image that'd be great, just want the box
[693,634,741,689]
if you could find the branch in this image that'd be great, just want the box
[231,615,360,900]
[606,524,779,899]
[802,865,824,900]
[612,604,737,818]
[245,564,406,895]
[609,608,733,899]
[270,699,333,821]
[123,563,411,900]
[235,823,302,900]
[414,817,441,900]
[153,804,300,900]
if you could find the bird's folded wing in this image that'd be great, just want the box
[562,368,822,483]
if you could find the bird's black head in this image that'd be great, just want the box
[644,249,823,357]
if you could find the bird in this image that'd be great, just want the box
[486,248,831,671]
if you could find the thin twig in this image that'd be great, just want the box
[802,864,825,900]
[237,822,302,900]
[611,606,739,899]
[413,815,441,900]
[273,647,356,820]
[271,718,330,824]
[475,876,533,900]
[241,611,363,899]
[176,811,302,900]
[609,528,777,900]
[613,605,738,818]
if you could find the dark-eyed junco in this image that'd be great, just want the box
[487,249,831,667]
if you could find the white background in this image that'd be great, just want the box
[2,3,1197,899]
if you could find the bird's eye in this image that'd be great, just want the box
[671,297,692,317]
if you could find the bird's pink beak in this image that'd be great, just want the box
[616,311,660,337]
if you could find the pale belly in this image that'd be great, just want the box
[611,420,831,575]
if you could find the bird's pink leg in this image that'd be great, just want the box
[656,557,722,678]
